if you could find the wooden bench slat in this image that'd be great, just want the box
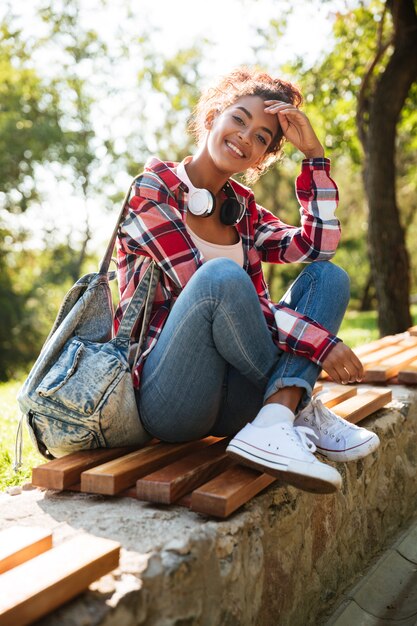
[0,527,52,575]
[365,345,417,382]
[0,534,120,626]
[360,340,416,367]
[190,465,276,518]
[318,385,357,408]
[81,437,221,495]
[398,360,417,384]
[136,439,233,504]
[353,334,407,358]
[32,446,139,490]
[331,388,392,424]
[177,492,192,508]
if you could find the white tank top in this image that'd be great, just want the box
[185,224,244,268]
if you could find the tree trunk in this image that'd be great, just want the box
[365,0,417,335]
[360,272,375,312]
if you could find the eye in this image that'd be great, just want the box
[257,134,267,146]
[232,115,245,125]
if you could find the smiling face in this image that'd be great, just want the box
[205,95,279,176]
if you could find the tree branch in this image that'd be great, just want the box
[356,2,392,149]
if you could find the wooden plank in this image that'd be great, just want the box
[398,360,417,384]
[81,437,222,495]
[177,492,192,508]
[353,334,406,358]
[32,446,139,490]
[190,465,276,518]
[136,439,233,504]
[331,388,392,424]
[365,345,417,382]
[318,385,357,408]
[119,486,138,498]
[0,534,120,626]
[359,341,416,367]
[0,527,52,574]
[312,383,323,394]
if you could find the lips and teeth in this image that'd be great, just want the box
[226,140,245,158]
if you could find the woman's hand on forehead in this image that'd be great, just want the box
[264,100,324,159]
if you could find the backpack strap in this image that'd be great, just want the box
[98,169,177,274]
[108,168,177,356]
[113,261,160,348]
[98,174,142,275]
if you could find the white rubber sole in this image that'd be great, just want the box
[226,439,342,494]
[317,433,380,462]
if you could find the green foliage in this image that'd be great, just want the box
[0,379,43,490]
[37,0,116,194]
[0,236,89,385]
[0,232,95,381]
[0,229,25,381]
[287,1,394,166]
[0,2,118,380]
[0,19,65,211]
[127,42,206,171]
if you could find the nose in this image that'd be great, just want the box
[237,128,251,145]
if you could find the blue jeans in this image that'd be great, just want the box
[137,258,350,442]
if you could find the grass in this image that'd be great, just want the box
[338,304,417,348]
[338,309,380,348]
[0,379,43,491]
[1,306,416,490]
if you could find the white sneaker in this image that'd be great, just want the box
[294,396,380,462]
[226,421,342,494]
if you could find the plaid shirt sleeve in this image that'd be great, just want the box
[264,300,341,366]
[253,158,340,263]
[119,192,202,291]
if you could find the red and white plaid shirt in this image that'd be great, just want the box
[115,156,342,388]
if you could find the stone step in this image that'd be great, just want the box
[325,514,417,625]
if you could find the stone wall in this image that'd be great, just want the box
[2,386,417,626]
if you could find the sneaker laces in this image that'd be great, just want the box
[299,396,356,442]
[293,425,319,454]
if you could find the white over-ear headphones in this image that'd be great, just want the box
[176,160,216,217]
[176,160,245,226]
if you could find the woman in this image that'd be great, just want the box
[115,67,379,494]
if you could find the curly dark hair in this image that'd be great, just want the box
[188,66,303,183]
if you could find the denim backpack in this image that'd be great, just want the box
[16,175,160,463]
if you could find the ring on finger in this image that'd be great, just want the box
[343,368,351,385]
